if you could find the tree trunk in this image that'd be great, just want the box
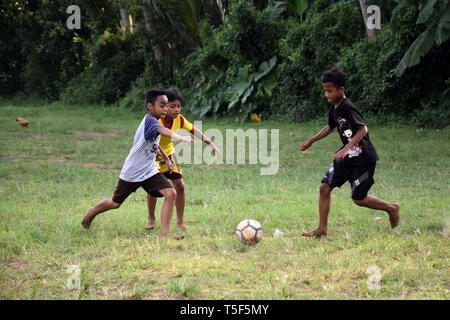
[142,5,152,33]
[216,0,225,23]
[120,8,133,35]
[141,4,163,69]
[359,0,379,40]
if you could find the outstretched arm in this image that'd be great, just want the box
[300,125,334,154]
[192,127,221,157]
[157,127,194,143]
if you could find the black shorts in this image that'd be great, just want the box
[162,171,183,181]
[321,161,376,200]
[112,173,174,204]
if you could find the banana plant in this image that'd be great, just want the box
[263,0,308,20]
[286,0,308,20]
[191,56,279,122]
[227,56,278,122]
[394,0,450,76]
[191,68,225,118]
[263,1,287,20]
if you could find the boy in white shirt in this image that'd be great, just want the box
[81,89,194,238]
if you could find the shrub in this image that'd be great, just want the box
[118,60,163,111]
[60,30,145,105]
[180,0,286,121]
[337,3,450,126]
[272,2,365,121]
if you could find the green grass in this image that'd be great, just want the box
[0,100,449,299]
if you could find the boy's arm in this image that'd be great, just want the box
[158,145,169,161]
[334,125,368,162]
[158,127,194,143]
[300,125,334,154]
[192,127,221,156]
[158,145,173,174]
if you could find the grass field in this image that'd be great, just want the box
[0,100,449,299]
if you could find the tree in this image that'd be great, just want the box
[120,8,133,35]
[140,0,224,77]
[359,0,380,40]
[394,0,450,76]
[0,0,28,96]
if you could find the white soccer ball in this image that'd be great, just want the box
[236,219,263,245]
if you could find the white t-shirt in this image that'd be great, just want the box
[119,114,163,182]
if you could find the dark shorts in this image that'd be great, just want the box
[162,171,183,180]
[112,173,174,204]
[321,161,376,200]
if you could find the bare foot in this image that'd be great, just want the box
[159,232,185,240]
[388,203,400,229]
[145,219,155,230]
[177,223,189,232]
[302,228,327,238]
[81,208,94,229]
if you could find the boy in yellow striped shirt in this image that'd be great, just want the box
[145,88,221,231]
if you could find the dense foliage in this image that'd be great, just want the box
[1,0,448,127]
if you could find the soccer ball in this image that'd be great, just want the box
[236,219,263,245]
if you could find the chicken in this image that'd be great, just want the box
[16,118,29,127]
[250,113,261,122]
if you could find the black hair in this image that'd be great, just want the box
[146,88,166,105]
[322,67,346,88]
[165,87,182,103]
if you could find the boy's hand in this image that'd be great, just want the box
[209,143,222,157]
[334,148,349,162]
[167,159,174,174]
[300,141,311,154]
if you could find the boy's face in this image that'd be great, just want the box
[147,95,168,119]
[165,99,181,120]
[322,82,345,104]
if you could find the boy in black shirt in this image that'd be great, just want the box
[300,67,400,238]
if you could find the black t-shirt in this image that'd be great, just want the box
[328,98,379,166]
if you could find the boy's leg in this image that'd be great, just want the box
[353,196,400,228]
[303,161,347,238]
[157,187,178,237]
[171,178,187,232]
[302,183,332,238]
[82,198,121,229]
[145,194,158,230]
[146,157,163,229]
[142,173,184,239]
[82,178,135,229]
[351,162,400,228]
